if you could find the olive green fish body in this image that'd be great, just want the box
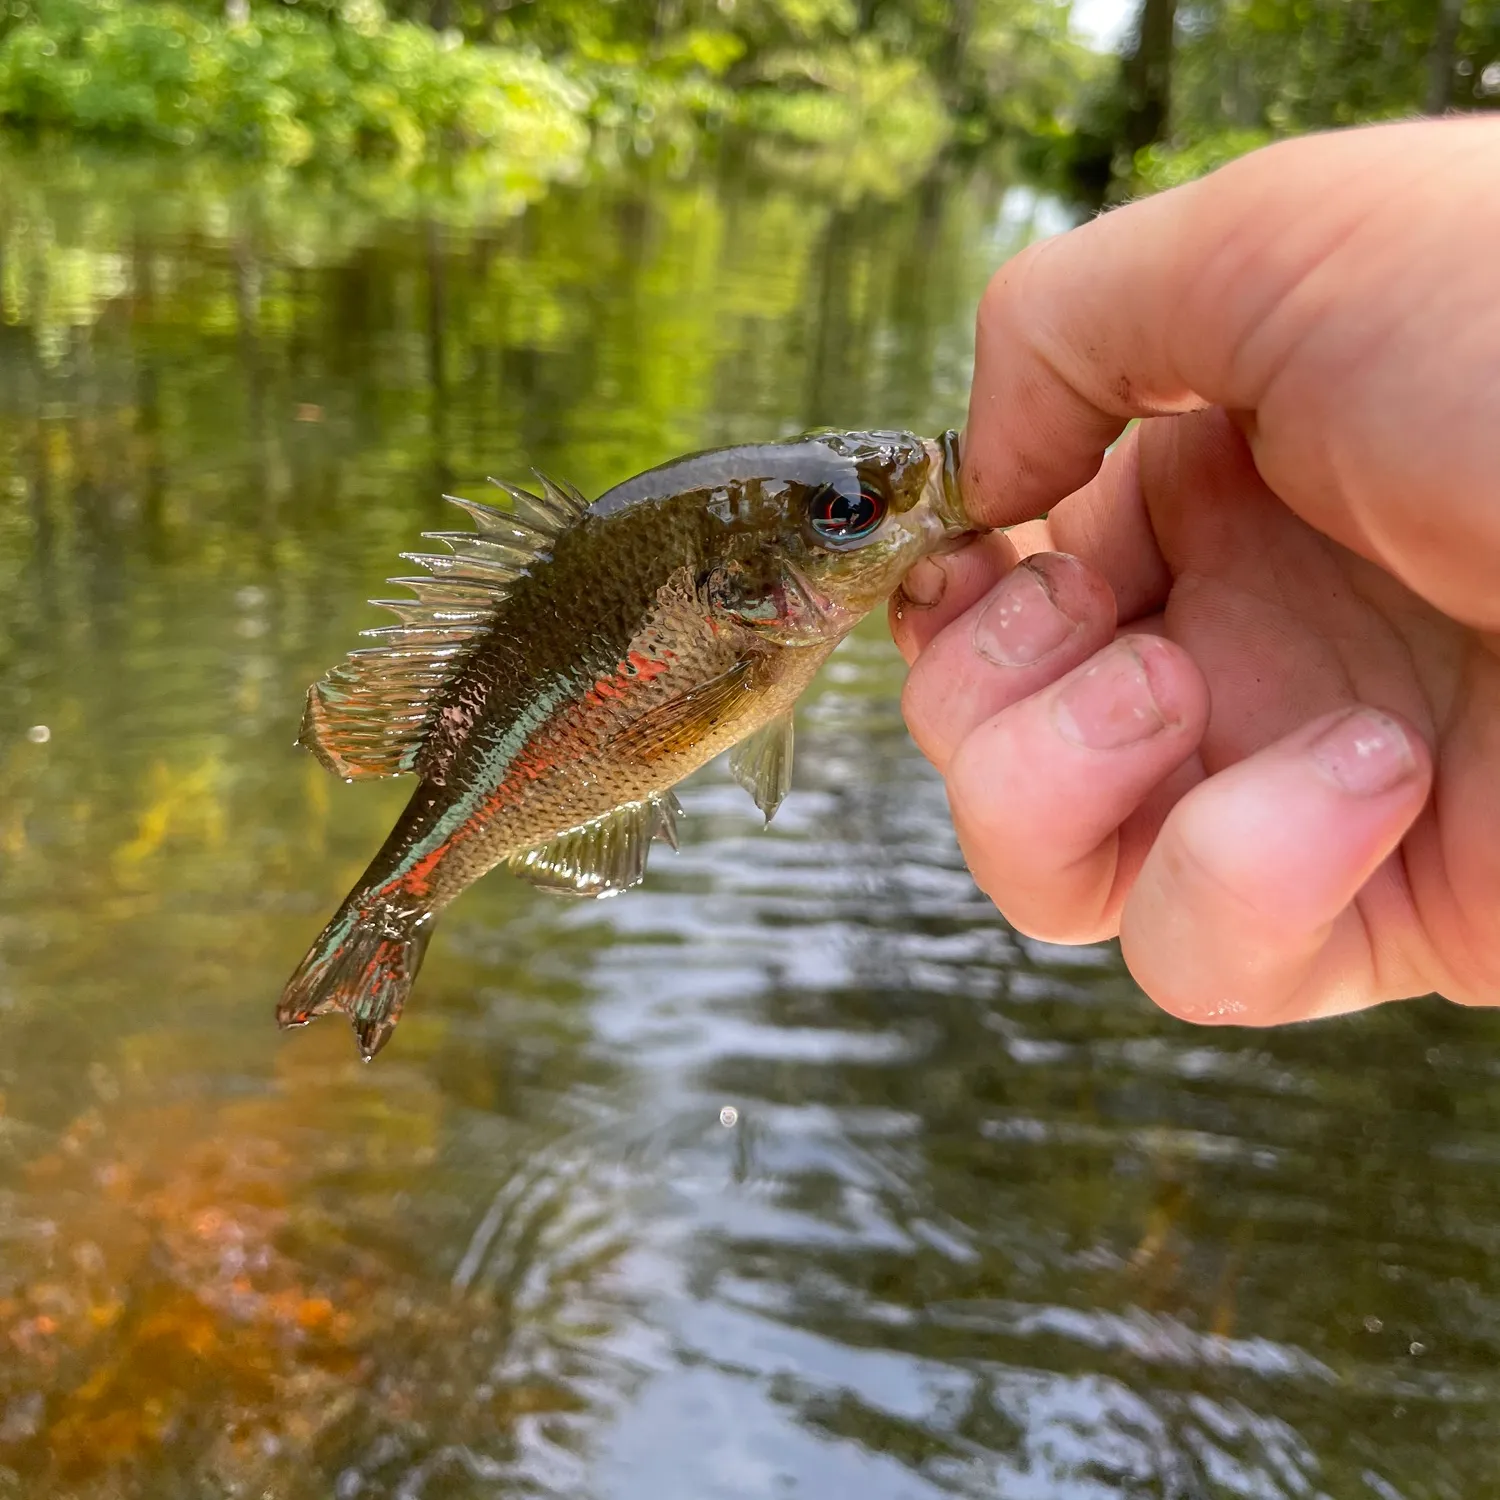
[280,430,966,1057]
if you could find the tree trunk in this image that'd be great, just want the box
[938,0,978,107]
[1425,0,1464,114]
[1119,0,1178,161]
[653,0,682,44]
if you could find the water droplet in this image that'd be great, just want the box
[26,725,49,744]
[719,1105,739,1128]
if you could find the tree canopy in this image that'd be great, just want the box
[0,0,1493,200]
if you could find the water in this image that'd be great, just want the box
[0,142,1496,1500]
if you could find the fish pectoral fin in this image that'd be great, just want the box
[505,792,682,898]
[605,657,763,764]
[728,710,795,823]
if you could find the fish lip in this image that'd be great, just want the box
[928,529,977,557]
[922,431,974,536]
[917,431,978,547]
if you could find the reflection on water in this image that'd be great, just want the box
[0,142,1498,1499]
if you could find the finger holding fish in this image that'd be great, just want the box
[900,551,1118,773]
[889,528,1023,663]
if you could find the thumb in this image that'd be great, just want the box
[960,120,1500,631]
[1119,706,1434,1024]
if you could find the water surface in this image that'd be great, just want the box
[0,145,1495,1500]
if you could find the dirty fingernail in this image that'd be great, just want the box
[901,557,947,608]
[1310,708,1418,797]
[1054,639,1169,750]
[972,560,1079,667]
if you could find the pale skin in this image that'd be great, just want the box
[891,118,1500,1026]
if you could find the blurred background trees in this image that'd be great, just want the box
[0,0,1493,203]
[1099,0,1500,193]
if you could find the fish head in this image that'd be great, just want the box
[698,427,973,645]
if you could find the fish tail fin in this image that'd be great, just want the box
[276,896,435,1061]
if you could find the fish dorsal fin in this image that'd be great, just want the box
[298,481,591,781]
[728,710,794,823]
[485,470,590,539]
[505,792,683,898]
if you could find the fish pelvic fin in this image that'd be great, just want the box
[277,897,435,1061]
[728,710,794,823]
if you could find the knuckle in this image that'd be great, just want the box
[975,240,1048,343]
[962,841,1122,949]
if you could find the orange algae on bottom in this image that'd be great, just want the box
[0,1038,634,1494]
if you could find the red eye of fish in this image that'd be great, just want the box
[807,484,886,544]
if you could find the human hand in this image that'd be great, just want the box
[892,118,1500,1025]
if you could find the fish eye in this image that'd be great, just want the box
[807,484,887,545]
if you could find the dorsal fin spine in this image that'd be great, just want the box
[399,550,534,582]
[298,471,591,782]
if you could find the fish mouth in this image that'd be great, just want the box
[775,561,859,640]
[919,430,976,545]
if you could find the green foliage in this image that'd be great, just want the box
[1172,0,1500,134]
[1106,0,1500,195]
[1130,125,1273,190]
[0,0,1101,206]
[0,0,590,168]
[0,0,1494,214]
[966,0,1110,138]
[741,39,952,196]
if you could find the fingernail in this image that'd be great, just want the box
[1310,708,1418,796]
[972,560,1079,667]
[1054,639,1169,750]
[901,557,947,608]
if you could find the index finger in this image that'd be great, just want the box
[958,120,1497,530]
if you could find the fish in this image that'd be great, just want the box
[278,428,969,1059]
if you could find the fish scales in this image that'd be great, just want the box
[279,428,969,1058]
[376,500,827,896]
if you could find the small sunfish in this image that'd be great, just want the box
[279,428,970,1058]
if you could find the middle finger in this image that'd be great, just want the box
[902,551,1118,772]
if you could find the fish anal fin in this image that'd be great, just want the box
[505,792,682,898]
[653,791,685,850]
[728,710,795,823]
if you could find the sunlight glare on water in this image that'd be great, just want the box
[0,143,1496,1500]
